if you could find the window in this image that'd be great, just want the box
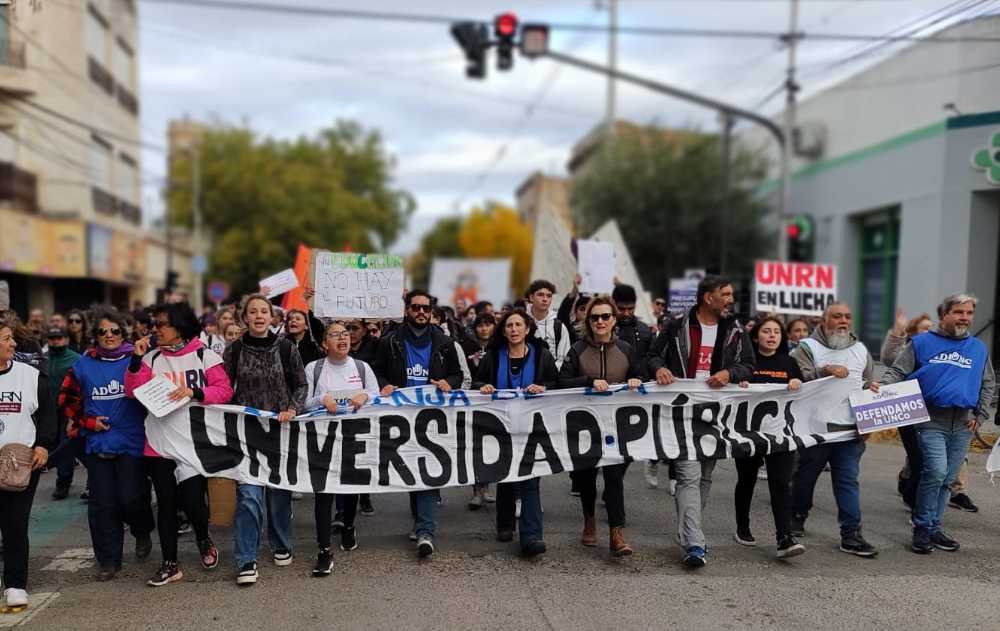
[857,209,900,357]
[89,134,112,193]
[116,153,136,204]
[85,7,107,63]
[112,37,133,90]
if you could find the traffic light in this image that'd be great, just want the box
[165,269,179,293]
[450,21,489,79]
[494,12,518,71]
[786,214,814,262]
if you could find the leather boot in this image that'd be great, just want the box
[609,526,633,557]
[581,516,597,546]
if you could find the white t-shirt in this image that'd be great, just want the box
[695,323,718,379]
[304,357,380,411]
[0,361,40,448]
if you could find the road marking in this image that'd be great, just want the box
[0,592,58,628]
[41,548,94,573]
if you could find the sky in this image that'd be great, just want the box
[137,0,996,254]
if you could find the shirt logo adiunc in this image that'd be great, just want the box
[407,363,429,382]
[928,351,973,369]
[92,379,126,400]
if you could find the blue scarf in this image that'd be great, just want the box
[497,343,535,390]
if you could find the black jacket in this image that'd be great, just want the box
[558,337,642,389]
[350,334,378,366]
[646,307,754,381]
[472,337,559,389]
[615,317,653,378]
[372,325,464,390]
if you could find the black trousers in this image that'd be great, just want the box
[570,463,629,528]
[315,494,358,548]
[0,470,40,590]
[145,457,209,562]
[86,454,155,569]
[898,425,922,508]
[734,451,795,541]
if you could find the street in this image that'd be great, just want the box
[4,440,999,630]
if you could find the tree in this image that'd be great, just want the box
[407,215,464,290]
[458,203,533,296]
[167,120,415,295]
[570,124,771,294]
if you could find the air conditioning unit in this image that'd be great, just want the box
[793,121,827,160]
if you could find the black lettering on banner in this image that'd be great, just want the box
[377,415,415,486]
[305,420,338,492]
[671,394,691,460]
[750,400,779,433]
[189,408,245,473]
[785,401,808,450]
[690,402,724,459]
[244,415,283,484]
[286,421,300,486]
[649,404,669,460]
[415,409,451,486]
[455,410,468,485]
[518,412,564,476]
[340,417,373,486]
[614,405,648,459]
[565,409,601,471]
[472,410,513,484]
[727,401,755,459]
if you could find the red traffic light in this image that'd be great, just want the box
[786,223,801,239]
[495,12,518,38]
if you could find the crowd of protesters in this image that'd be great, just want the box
[0,274,996,609]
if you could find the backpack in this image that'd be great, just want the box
[230,338,298,396]
[311,357,367,393]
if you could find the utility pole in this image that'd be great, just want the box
[719,114,734,275]
[605,0,618,135]
[190,146,203,312]
[778,0,800,262]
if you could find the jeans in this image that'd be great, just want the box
[791,437,865,536]
[54,419,78,491]
[85,454,155,569]
[409,490,440,539]
[145,457,210,562]
[673,459,716,549]
[0,471,39,590]
[734,451,794,540]
[496,478,543,546]
[234,484,265,567]
[913,426,972,536]
[316,494,358,548]
[897,425,922,508]
[570,463,630,528]
[266,487,293,553]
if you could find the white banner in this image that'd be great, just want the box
[753,260,838,317]
[429,258,511,308]
[312,251,405,319]
[146,378,858,494]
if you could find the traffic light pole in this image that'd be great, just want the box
[537,49,789,256]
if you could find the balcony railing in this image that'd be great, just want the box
[0,162,37,212]
[91,185,141,225]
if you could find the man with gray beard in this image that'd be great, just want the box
[788,303,878,557]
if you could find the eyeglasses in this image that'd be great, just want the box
[68,318,83,324]
[409,304,432,313]
[588,313,613,323]
[327,331,350,339]
[153,320,172,329]
[97,328,122,337]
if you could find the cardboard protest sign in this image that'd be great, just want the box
[753,260,837,317]
[429,258,510,308]
[849,379,930,434]
[577,239,615,294]
[311,251,405,319]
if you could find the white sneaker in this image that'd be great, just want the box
[515,498,522,519]
[4,588,28,608]
[668,479,677,496]
[757,469,768,480]
[644,462,659,488]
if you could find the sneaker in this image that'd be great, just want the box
[734,528,757,546]
[776,535,805,558]
[756,468,768,480]
[3,588,28,608]
[332,513,345,534]
[147,561,183,587]
[291,492,305,501]
[52,486,70,500]
[416,535,435,558]
[359,497,375,516]
[177,518,192,536]
[468,494,484,510]
[644,461,659,489]
[515,498,522,519]
[521,540,546,558]
[79,489,91,501]
[569,489,581,497]
[911,530,933,555]
[930,529,960,552]
[236,561,258,586]
[483,490,495,503]
[840,531,878,557]
[948,493,979,513]
[340,527,358,552]
[790,514,806,537]
[496,529,514,542]
[667,479,677,496]
[683,546,707,568]
[95,566,118,582]
[198,538,220,569]
[312,549,334,577]
[135,532,153,559]
[407,529,418,542]
[273,549,293,566]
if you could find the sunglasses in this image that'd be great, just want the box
[68,318,83,324]
[588,313,613,323]
[97,327,123,337]
[409,304,432,313]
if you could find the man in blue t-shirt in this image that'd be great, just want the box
[876,292,996,555]
[372,290,464,559]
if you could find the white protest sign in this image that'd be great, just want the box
[259,268,299,299]
[133,376,190,418]
[668,278,699,314]
[429,258,511,308]
[849,379,930,434]
[753,260,838,317]
[577,239,615,294]
[312,251,405,319]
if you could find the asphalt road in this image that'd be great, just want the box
[4,441,1000,630]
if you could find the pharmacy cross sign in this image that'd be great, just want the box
[971,130,1000,186]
